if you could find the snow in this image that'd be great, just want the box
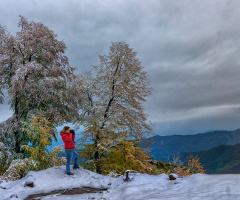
[0,166,111,200]
[1,166,240,200]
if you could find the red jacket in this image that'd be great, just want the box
[60,131,75,149]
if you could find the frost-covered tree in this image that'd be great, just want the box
[0,16,82,152]
[78,42,153,173]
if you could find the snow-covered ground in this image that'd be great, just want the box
[1,166,240,200]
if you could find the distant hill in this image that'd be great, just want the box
[178,143,240,174]
[148,129,240,161]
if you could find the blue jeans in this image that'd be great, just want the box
[65,150,79,174]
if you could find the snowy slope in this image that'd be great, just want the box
[0,166,111,200]
[1,166,240,200]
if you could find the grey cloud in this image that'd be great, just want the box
[1,0,240,135]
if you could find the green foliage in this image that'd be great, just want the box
[156,161,167,170]
[82,160,96,172]
[79,131,158,175]
[21,112,65,171]
[154,161,178,175]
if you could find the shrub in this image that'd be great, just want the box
[83,160,96,172]
[81,138,158,175]
[172,154,205,177]
[153,154,205,177]
[2,158,38,181]
[173,166,191,177]
[156,161,166,169]
[1,113,66,181]
[0,142,22,176]
[1,145,66,181]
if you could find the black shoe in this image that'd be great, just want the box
[73,166,80,169]
[67,172,74,175]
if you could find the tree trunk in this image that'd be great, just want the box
[94,61,120,174]
[14,96,21,153]
[94,132,101,174]
[14,130,21,153]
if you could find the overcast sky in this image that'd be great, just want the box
[1,0,240,136]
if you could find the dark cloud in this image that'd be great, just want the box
[1,0,240,135]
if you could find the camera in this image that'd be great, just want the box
[70,129,75,135]
[70,129,75,143]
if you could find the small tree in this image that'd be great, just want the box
[78,42,153,173]
[21,112,65,170]
[187,154,205,174]
[171,152,184,166]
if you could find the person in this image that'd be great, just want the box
[60,126,79,175]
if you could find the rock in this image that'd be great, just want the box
[24,181,34,187]
[10,193,18,198]
[169,174,178,180]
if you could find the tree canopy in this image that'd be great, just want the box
[78,42,153,173]
[0,16,83,152]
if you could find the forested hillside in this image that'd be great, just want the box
[178,143,240,174]
[148,129,240,161]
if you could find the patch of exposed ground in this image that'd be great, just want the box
[24,187,108,200]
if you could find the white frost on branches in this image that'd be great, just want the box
[0,16,84,150]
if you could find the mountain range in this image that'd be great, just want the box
[178,143,240,174]
[148,129,240,162]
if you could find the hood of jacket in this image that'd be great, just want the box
[60,131,68,136]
